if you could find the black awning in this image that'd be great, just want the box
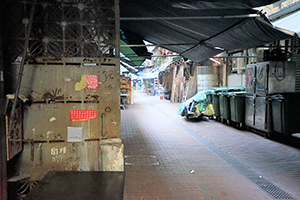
[181,17,292,62]
[120,0,293,62]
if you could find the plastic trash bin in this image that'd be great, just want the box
[212,87,245,121]
[212,91,220,120]
[205,90,214,104]
[219,92,231,123]
[228,91,246,128]
[270,94,300,136]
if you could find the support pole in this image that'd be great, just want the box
[0,0,7,199]
[115,0,120,57]
[9,0,36,132]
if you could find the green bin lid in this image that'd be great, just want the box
[227,91,246,97]
[205,90,214,94]
[270,94,284,100]
[212,86,245,94]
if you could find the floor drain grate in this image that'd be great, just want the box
[125,155,159,166]
[152,104,298,200]
[204,196,220,200]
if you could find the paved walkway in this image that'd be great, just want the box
[121,90,300,200]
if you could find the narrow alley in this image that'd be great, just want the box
[122,91,300,200]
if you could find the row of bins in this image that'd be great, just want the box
[270,94,300,137]
[209,87,300,137]
[209,87,245,127]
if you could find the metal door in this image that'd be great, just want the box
[254,96,268,132]
[256,63,267,97]
[245,96,254,128]
[245,64,256,95]
[268,61,296,94]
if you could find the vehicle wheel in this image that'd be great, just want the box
[238,122,244,130]
[264,132,271,139]
[197,115,203,121]
[221,117,226,124]
[209,116,213,120]
[186,115,192,120]
[181,107,187,116]
[226,119,231,126]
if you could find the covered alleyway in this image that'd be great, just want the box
[121,91,300,200]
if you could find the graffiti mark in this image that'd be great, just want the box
[51,147,67,163]
[51,147,66,156]
[99,70,114,84]
[52,155,64,163]
[47,131,53,138]
[69,143,79,153]
[52,88,62,97]
[107,84,113,90]
[51,147,58,156]
[104,72,113,81]
[65,156,80,170]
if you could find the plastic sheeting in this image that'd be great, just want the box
[177,91,208,115]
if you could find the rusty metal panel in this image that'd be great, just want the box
[6,101,23,161]
[7,0,117,60]
[11,58,120,103]
[5,0,122,181]
[14,58,122,180]
[21,137,101,180]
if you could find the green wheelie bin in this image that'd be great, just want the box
[205,90,214,104]
[270,94,300,137]
[228,91,246,128]
[212,91,220,120]
[212,87,245,122]
[219,92,231,124]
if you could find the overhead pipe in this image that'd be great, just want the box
[120,53,263,58]
[121,42,197,47]
[120,14,259,21]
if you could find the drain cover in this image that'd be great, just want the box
[125,155,159,165]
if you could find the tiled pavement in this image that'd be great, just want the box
[121,90,300,200]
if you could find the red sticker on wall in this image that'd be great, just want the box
[86,75,98,89]
[70,110,97,122]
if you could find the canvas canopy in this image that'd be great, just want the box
[120,0,294,63]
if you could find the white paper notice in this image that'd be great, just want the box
[67,127,83,142]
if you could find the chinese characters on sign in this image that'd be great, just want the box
[86,75,98,89]
[70,110,97,122]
